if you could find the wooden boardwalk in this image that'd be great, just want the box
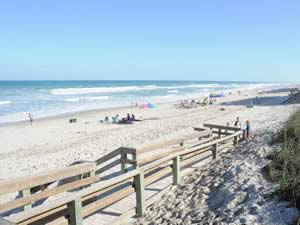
[0,124,242,225]
[83,148,226,225]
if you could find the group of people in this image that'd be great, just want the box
[102,113,137,124]
[232,117,251,139]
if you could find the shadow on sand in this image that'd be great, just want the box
[221,96,289,107]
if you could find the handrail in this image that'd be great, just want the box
[0,163,96,196]
[2,124,244,225]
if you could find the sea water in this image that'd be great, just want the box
[0,80,280,123]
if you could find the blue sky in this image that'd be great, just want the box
[0,0,299,82]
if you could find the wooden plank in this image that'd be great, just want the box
[0,217,16,225]
[82,186,135,217]
[144,166,172,186]
[0,176,100,213]
[9,170,139,224]
[81,179,132,202]
[203,123,241,131]
[96,159,121,175]
[0,163,96,196]
[120,159,137,166]
[137,139,184,154]
[134,172,145,217]
[137,147,183,165]
[95,149,121,165]
[120,147,137,155]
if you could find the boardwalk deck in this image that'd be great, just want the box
[82,145,232,225]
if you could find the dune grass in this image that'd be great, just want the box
[263,109,300,208]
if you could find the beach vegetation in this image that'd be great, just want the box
[263,109,300,208]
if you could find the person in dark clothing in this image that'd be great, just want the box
[131,114,135,121]
[234,117,241,128]
[127,113,131,121]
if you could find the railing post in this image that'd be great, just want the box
[234,135,238,145]
[68,198,83,225]
[218,128,221,138]
[134,172,145,217]
[132,150,138,169]
[212,143,218,159]
[121,148,128,173]
[172,156,181,185]
[20,189,32,211]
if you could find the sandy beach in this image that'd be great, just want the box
[0,86,299,181]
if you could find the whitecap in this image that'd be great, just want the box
[0,101,11,105]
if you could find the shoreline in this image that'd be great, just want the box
[0,85,299,180]
[0,84,294,127]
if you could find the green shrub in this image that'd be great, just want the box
[264,110,300,207]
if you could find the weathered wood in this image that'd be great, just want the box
[20,189,31,212]
[96,159,121,175]
[68,198,83,225]
[172,156,180,185]
[234,135,238,145]
[0,217,16,225]
[212,143,218,159]
[203,123,241,131]
[0,176,100,213]
[137,147,183,165]
[82,186,135,217]
[95,148,121,165]
[9,170,139,224]
[144,166,172,186]
[137,139,184,154]
[120,150,128,173]
[134,172,145,217]
[137,130,211,155]
[0,163,96,196]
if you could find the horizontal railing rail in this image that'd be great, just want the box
[1,124,244,225]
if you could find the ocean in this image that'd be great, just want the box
[0,80,279,123]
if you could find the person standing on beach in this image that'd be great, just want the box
[234,117,241,128]
[28,113,33,125]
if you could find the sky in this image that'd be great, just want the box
[0,0,299,82]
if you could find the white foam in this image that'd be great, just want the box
[50,84,227,95]
[0,101,11,105]
[65,96,109,102]
[52,86,159,95]
[168,90,179,93]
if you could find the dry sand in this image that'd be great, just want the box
[0,87,298,179]
[0,86,300,224]
[131,123,299,225]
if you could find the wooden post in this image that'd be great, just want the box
[212,143,218,159]
[132,151,138,169]
[68,198,83,225]
[134,172,145,217]
[172,156,180,185]
[121,149,128,173]
[234,135,238,145]
[20,189,32,211]
[218,128,221,138]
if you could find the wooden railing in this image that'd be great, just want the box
[1,124,244,225]
[0,163,98,216]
